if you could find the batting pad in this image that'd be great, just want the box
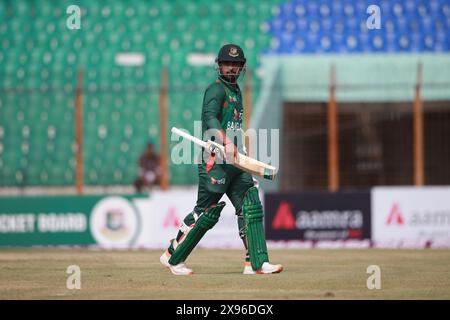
[243,187,269,270]
[169,202,225,265]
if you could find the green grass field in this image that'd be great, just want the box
[1,248,449,299]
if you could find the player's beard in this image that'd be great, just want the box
[221,70,241,84]
[223,73,238,84]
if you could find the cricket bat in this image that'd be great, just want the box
[171,127,278,180]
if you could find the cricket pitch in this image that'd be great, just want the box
[1,248,449,299]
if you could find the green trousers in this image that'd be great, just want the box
[194,162,255,215]
[168,162,255,259]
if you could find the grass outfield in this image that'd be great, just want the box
[0,248,449,299]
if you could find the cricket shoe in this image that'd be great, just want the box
[243,261,256,275]
[243,261,283,275]
[160,250,193,276]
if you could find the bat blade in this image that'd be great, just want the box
[235,153,278,180]
[171,127,278,180]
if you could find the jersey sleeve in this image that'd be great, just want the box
[202,82,225,130]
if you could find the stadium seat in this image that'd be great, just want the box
[5,0,447,187]
[267,0,450,54]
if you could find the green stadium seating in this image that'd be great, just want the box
[0,0,280,186]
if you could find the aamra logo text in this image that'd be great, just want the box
[163,207,181,229]
[386,203,405,226]
[272,201,296,230]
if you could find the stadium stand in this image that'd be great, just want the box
[0,0,278,186]
[265,0,449,54]
[0,0,448,187]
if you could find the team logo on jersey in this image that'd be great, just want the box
[211,177,226,185]
[228,47,239,57]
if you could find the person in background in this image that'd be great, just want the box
[134,142,161,192]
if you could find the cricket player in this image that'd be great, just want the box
[160,44,283,275]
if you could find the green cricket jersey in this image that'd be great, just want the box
[201,77,245,158]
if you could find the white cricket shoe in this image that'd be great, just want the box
[159,250,171,267]
[257,262,283,274]
[243,261,256,275]
[167,263,193,276]
[160,250,193,276]
[243,261,283,275]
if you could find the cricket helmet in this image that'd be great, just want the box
[215,44,247,84]
[216,44,247,64]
